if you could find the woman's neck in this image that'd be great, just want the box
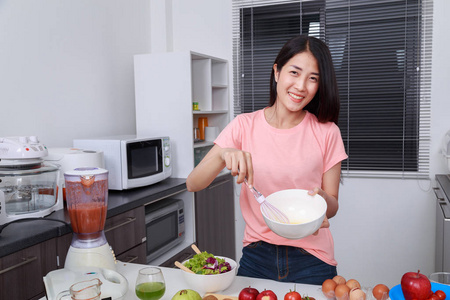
[264,105,306,129]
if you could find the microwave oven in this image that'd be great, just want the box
[73,135,172,190]
[145,198,185,263]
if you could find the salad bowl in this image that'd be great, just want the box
[180,255,237,294]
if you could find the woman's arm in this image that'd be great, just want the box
[186,144,254,192]
[309,162,342,219]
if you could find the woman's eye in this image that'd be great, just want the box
[290,70,298,75]
[310,76,318,82]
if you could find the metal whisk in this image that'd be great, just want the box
[244,179,290,224]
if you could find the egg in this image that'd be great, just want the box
[372,284,390,300]
[346,279,361,289]
[322,279,337,299]
[333,275,347,285]
[335,283,351,300]
[349,288,366,300]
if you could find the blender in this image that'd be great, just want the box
[64,167,116,271]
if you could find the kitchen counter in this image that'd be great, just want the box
[43,261,325,300]
[118,262,324,300]
[0,177,187,258]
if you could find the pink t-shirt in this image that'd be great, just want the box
[215,109,348,266]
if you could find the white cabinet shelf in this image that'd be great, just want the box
[134,51,229,178]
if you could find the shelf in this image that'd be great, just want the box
[194,141,214,148]
[193,110,228,115]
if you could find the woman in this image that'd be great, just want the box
[186,35,347,284]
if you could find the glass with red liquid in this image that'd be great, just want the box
[64,167,109,249]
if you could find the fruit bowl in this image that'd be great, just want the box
[180,256,237,294]
[262,189,327,240]
[390,282,450,300]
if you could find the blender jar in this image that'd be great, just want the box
[64,167,108,247]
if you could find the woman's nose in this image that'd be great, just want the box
[294,78,306,90]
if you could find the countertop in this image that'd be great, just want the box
[0,177,187,258]
[43,262,325,300]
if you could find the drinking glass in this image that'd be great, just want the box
[135,267,166,300]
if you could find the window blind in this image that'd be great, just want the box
[232,0,432,179]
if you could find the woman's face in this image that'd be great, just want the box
[273,51,319,113]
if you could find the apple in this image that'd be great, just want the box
[171,289,202,300]
[239,287,260,300]
[257,290,278,300]
[401,270,432,300]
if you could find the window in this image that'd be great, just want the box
[232,0,432,179]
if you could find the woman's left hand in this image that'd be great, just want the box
[309,187,331,235]
[312,216,329,236]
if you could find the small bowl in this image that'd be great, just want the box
[180,256,237,294]
[262,189,327,239]
[430,272,450,285]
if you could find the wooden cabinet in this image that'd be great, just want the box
[195,174,235,260]
[105,205,146,264]
[134,51,230,178]
[57,205,147,268]
[0,238,57,300]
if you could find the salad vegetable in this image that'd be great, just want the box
[184,251,232,275]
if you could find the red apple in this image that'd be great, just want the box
[239,287,260,300]
[401,270,432,300]
[257,290,278,300]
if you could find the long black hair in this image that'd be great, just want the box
[269,35,340,124]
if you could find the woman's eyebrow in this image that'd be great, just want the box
[290,64,320,76]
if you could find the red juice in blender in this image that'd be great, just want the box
[64,167,109,246]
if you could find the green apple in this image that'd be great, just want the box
[172,289,202,300]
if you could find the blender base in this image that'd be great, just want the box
[65,243,117,271]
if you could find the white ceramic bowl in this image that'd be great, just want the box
[180,256,237,294]
[430,272,450,285]
[262,189,327,240]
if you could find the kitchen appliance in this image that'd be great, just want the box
[145,198,185,264]
[434,174,450,272]
[44,148,104,204]
[442,131,450,172]
[0,136,62,225]
[44,266,128,300]
[64,167,116,271]
[73,135,172,190]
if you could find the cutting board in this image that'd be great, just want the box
[203,293,239,300]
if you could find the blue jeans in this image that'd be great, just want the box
[237,241,337,285]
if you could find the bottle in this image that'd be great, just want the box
[198,117,208,140]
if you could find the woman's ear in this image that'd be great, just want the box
[273,64,278,82]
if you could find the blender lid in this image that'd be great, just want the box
[64,167,108,176]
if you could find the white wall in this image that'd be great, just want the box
[0,0,152,147]
[1,0,449,290]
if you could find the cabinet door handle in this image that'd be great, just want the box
[122,255,139,263]
[105,217,136,233]
[207,179,232,190]
[433,187,447,204]
[0,256,37,275]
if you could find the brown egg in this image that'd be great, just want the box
[335,283,351,300]
[349,288,366,300]
[372,284,390,300]
[346,279,361,289]
[322,279,337,299]
[333,275,347,285]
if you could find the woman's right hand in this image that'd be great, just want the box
[221,148,254,187]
